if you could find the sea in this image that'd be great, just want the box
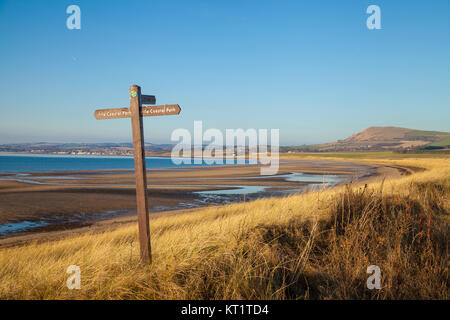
[0,153,250,173]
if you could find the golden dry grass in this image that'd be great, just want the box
[0,158,448,299]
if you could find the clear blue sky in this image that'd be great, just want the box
[0,0,449,145]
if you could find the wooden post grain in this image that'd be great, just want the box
[129,84,152,263]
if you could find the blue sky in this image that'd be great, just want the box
[0,0,449,145]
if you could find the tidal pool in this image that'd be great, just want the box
[0,210,128,237]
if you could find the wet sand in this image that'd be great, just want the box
[0,159,409,245]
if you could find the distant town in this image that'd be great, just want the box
[0,142,253,157]
[0,143,173,157]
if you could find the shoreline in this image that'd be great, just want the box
[0,159,409,247]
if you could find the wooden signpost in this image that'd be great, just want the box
[94,85,181,263]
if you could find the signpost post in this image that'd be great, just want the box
[94,84,181,263]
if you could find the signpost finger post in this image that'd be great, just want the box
[94,84,181,263]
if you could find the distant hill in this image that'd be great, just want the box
[284,126,450,152]
[345,127,412,143]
